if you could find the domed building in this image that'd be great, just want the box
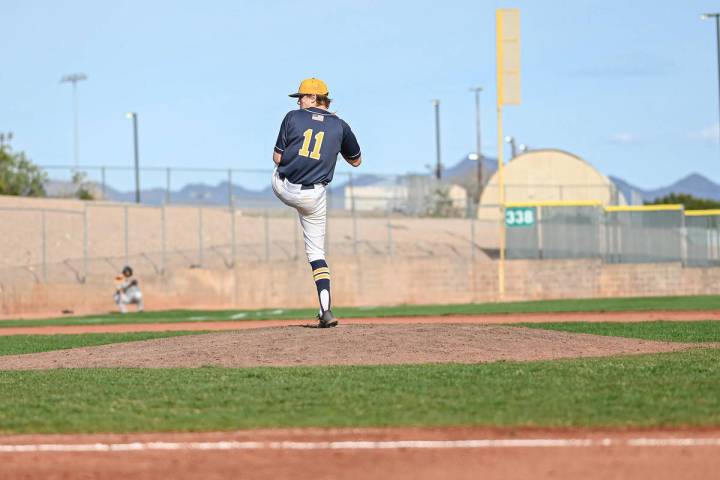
[478,149,625,220]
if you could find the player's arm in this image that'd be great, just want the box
[340,121,362,168]
[343,153,362,167]
[273,112,292,166]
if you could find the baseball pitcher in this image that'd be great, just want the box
[272,78,362,328]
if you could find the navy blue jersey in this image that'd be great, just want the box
[274,107,361,185]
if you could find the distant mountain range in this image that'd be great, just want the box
[446,155,720,204]
[609,173,720,203]
[45,155,720,206]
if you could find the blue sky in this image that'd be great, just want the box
[2,0,720,190]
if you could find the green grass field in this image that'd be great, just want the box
[2,294,720,328]
[1,348,718,434]
[0,332,207,356]
[521,320,720,343]
[1,297,719,435]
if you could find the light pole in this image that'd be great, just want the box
[505,136,518,159]
[432,99,442,180]
[702,13,720,148]
[470,87,484,208]
[60,73,88,169]
[125,112,141,204]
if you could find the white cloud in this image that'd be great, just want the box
[690,123,720,143]
[611,132,638,144]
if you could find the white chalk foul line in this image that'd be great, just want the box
[1,437,720,453]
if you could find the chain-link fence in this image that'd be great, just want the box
[685,210,720,267]
[6,200,720,295]
[506,203,603,260]
[0,202,504,287]
[504,203,720,267]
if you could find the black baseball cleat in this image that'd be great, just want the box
[318,310,338,328]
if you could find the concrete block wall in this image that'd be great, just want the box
[2,258,720,317]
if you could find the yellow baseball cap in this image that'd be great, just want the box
[288,77,329,97]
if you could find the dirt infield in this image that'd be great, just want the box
[0,323,702,370]
[2,428,719,480]
[2,311,718,478]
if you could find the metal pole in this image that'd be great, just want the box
[497,104,506,297]
[166,167,171,204]
[161,204,166,274]
[132,113,141,204]
[198,206,203,267]
[387,210,393,257]
[124,205,129,266]
[100,166,106,199]
[83,204,88,282]
[227,169,233,209]
[349,172,357,256]
[716,15,720,152]
[471,216,476,260]
[471,87,484,210]
[60,74,87,169]
[230,206,237,267]
[432,99,442,180]
[702,14,720,158]
[41,210,47,282]
[72,82,78,169]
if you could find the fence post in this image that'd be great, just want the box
[83,204,88,282]
[161,204,166,275]
[349,172,357,256]
[264,210,270,262]
[41,210,47,282]
[100,166,106,199]
[124,205,129,266]
[198,206,204,267]
[680,207,687,265]
[387,210,393,257]
[230,206,237,267]
[165,167,171,204]
[227,169,233,209]
[231,206,239,306]
[470,216,475,260]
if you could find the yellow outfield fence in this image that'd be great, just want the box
[504,203,720,267]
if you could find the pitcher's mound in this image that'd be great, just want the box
[0,324,700,371]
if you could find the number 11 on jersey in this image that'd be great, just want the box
[299,129,325,160]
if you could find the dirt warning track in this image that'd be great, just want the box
[2,428,719,480]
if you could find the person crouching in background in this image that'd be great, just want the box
[114,265,144,313]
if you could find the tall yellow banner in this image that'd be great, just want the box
[497,9,521,105]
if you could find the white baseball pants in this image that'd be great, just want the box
[271,168,327,262]
[114,289,144,313]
